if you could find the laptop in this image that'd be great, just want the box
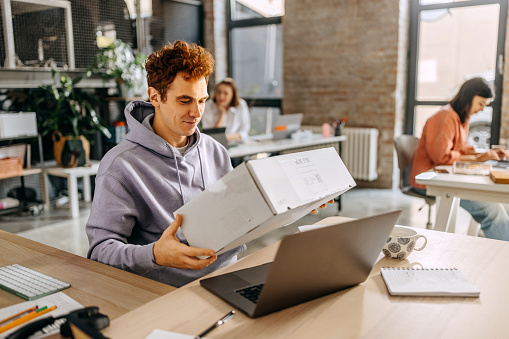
[200,210,402,318]
[272,113,304,140]
[493,160,509,169]
[250,113,304,141]
[202,127,230,149]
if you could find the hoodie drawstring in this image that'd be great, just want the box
[170,147,185,206]
[197,145,206,190]
[170,144,206,206]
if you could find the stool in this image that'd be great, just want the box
[43,161,100,218]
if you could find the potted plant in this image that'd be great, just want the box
[88,38,147,97]
[29,70,111,168]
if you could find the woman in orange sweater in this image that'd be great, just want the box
[410,77,509,240]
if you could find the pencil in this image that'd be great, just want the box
[0,305,57,333]
[0,305,38,326]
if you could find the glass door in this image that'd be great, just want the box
[406,0,507,149]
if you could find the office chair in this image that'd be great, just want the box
[393,135,435,229]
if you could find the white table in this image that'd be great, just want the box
[228,134,346,159]
[43,160,100,218]
[415,169,509,233]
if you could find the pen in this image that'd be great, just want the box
[0,306,57,333]
[36,306,47,313]
[0,306,38,326]
[194,310,235,338]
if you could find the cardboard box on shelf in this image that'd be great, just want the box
[0,144,28,167]
[176,147,356,255]
[0,157,23,179]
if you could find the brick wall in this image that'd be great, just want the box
[283,0,404,188]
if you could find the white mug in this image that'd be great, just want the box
[382,226,427,260]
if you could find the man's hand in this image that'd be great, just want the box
[153,214,217,270]
[311,199,335,215]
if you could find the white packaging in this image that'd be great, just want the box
[176,147,356,254]
[0,112,38,138]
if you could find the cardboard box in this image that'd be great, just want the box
[0,112,38,138]
[176,147,356,255]
[490,171,509,184]
[0,157,23,179]
[0,144,28,167]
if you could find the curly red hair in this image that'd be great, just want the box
[145,41,215,101]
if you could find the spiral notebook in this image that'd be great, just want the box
[380,268,480,297]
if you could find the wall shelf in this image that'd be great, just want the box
[0,69,116,89]
[0,134,46,216]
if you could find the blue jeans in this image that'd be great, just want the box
[460,199,509,241]
[411,187,509,241]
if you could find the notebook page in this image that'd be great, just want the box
[145,329,198,339]
[0,292,83,338]
[380,268,480,297]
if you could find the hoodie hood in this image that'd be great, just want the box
[123,100,206,203]
[87,101,243,288]
[124,100,201,158]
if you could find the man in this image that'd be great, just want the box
[86,41,245,287]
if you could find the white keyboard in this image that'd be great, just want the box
[0,264,71,300]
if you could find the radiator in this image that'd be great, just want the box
[342,127,379,181]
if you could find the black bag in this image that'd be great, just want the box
[53,132,90,168]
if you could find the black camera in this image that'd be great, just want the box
[60,307,110,337]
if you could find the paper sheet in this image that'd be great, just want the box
[298,224,331,233]
[278,154,330,201]
[145,329,203,339]
[0,292,83,338]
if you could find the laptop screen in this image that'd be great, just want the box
[201,127,229,149]
[272,113,303,140]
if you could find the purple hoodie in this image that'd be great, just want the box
[86,101,246,287]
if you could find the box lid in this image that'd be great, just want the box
[247,147,355,214]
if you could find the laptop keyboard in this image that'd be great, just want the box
[0,264,71,300]
[235,283,264,304]
[494,160,509,168]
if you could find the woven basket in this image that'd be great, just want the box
[0,157,23,179]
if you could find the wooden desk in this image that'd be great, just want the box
[0,230,175,337]
[227,134,346,159]
[415,170,509,232]
[104,216,509,339]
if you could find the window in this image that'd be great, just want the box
[228,0,284,136]
[148,0,203,52]
[406,0,507,148]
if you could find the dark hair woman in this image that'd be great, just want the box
[409,77,509,241]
